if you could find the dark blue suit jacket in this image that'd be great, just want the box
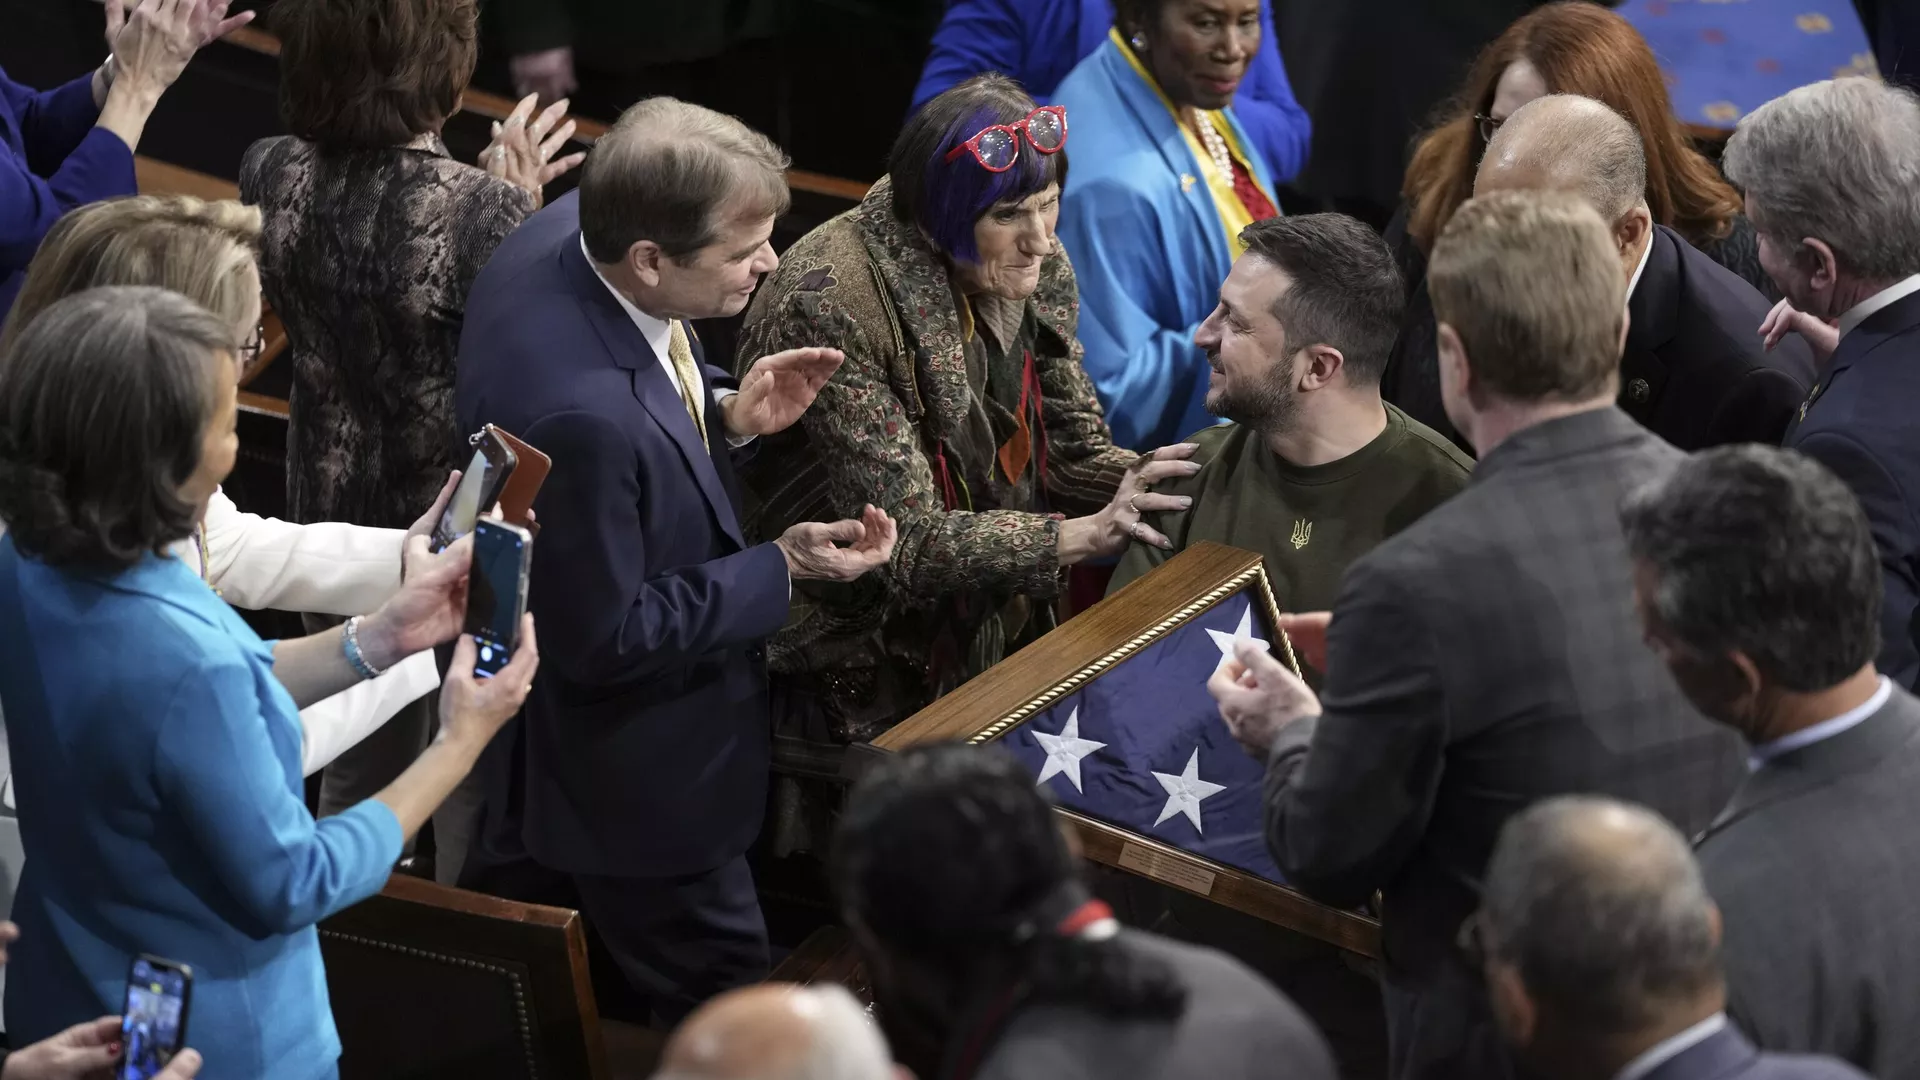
[454,192,790,878]
[0,67,136,323]
[1784,288,1920,691]
[910,0,1312,185]
[1640,1025,1867,1080]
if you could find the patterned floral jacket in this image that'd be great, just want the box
[735,178,1136,742]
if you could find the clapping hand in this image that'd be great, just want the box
[776,504,897,582]
[1208,639,1321,758]
[105,0,251,94]
[482,94,587,207]
[1760,298,1840,367]
[723,348,847,438]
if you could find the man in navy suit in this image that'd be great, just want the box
[1723,77,1920,691]
[1472,796,1868,1080]
[1473,94,1814,450]
[455,97,895,1022]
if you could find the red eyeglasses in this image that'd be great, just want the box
[944,106,1069,172]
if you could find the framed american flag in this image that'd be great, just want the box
[872,542,1382,958]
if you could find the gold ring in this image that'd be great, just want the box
[1127,493,1142,515]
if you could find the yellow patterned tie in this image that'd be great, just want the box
[667,320,708,451]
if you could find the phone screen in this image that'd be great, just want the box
[119,956,190,1080]
[434,447,495,550]
[466,520,528,679]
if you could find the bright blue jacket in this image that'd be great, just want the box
[0,539,402,1080]
[0,66,137,322]
[910,0,1311,184]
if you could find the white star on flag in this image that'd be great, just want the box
[1206,603,1270,663]
[1151,747,1227,833]
[1032,706,1107,793]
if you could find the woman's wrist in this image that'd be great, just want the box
[348,613,403,676]
[1056,514,1106,567]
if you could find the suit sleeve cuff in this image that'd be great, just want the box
[1267,713,1319,769]
[713,388,756,448]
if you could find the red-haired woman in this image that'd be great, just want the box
[1383,2,1773,445]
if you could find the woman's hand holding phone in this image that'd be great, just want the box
[438,616,540,756]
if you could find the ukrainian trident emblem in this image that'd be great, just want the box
[1290,519,1313,550]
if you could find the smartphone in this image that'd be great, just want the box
[118,955,191,1080]
[490,426,551,534]
[432,429,519,551]
[464,518,532,679]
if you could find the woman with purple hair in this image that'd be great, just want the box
[736,74,1199,749]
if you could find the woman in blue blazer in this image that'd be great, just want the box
[0,0,250,321]
[0,286,539,1080]
[910,0,1310,186]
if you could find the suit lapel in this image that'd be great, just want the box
[1698,690,1920,843]
[1619,228,1679,426]
[560,237,745,547]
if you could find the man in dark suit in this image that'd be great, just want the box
[1622,445,1920,1078]
[1471,796,1868,1080]
[1722,77,1920,691]
[1472,95,1813,450]
[1209,189,1745,1080]
[455,97,896,1022]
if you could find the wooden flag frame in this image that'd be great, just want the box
[871,542,1382,958]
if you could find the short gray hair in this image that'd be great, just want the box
[1621,445,1880,691]
[1483,796,1720,1035]
[1479,94,1648,224]
[1723,77,1920,281]
[579,97,791,263]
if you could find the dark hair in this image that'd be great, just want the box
[889,74,1068,265]
[580,97,791,264]
[1403,2,1740,254]
[1621,445,1881,691]
[1112,0,1174,38]
[273,0,478,151]
[1484,796,1721,1035]
[0,287,232,573]
[833,744,1185,1015]
[1238,214,1405,386]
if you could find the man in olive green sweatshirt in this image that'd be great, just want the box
[1110,213,1472,611]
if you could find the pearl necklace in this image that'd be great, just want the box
[1192,112,1233,180]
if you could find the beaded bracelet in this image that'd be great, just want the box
[342,616,386,680]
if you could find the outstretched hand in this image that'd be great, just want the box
[776,504,897,582]
[1760,297,1839,368]
[359,535,473,669]
[1276,611,1332,674]
[723,348,847,438]
[106,0,252,93]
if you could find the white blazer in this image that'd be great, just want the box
[176,488,441,775]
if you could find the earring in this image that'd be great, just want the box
[1130,33,1147,49]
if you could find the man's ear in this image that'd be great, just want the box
[1616,206,1653,262]
[1299,343,1347,391]
[1437,322,1470,395]
[628,240,666,289]
[1801,237,1840,294]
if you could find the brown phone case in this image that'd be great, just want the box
[489,425,551,536]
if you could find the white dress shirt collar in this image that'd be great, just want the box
[1749,675,1891,769]
[1626,230,1655,305]
[1837,272,1920,340]
[1614,1014,1728,1080]
[577,233,753,447]
[582,234,676,374]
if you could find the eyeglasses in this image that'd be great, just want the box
[1475,113,1505,144]
[944,106,1069,172]
[238,321,266,369]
